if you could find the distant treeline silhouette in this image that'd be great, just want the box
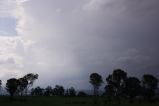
[0,69,159,104]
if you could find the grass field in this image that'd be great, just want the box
[0,96,159,106]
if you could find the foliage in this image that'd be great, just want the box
[53,85,65,96]
[31,86,44,96]
[142,74,159,101]
[65,87,76,96]
[106,69,127,97]
[124,77,141,103]
[6,78,18,97]
[44,86,53,96]
[17,78,28,96]
[90,73,103,96]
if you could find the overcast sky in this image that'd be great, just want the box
[0,0,159,89]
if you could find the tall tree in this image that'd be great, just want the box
[106,69,127,104]
[23,73,38,94]
[125,77,141,103]
[6,78,18,97]
[105,74,115,96]
[17,78,28,96]
[142,74,158,101]
[90,73,103,96]
[105,83,115,103]
[0,80,1,88]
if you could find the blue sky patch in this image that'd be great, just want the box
[0,17,17,36]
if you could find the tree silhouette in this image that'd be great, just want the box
[0,80,1,88]
[106,69,127,104]
[142,74,158,102]
[90,73,103,96]
[105,83,115,103]
[31,86,44,96]
[17,78,28,96]
[65,87,76,96]
[125,77,141,103]
[53,85,65,96]
[44,86,53,96]
[23,73,38,94]
[105,75,115,96]
[6,78,18,97]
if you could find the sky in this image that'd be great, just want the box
[0,0,159,90]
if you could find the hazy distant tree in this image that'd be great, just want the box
[89,73,103,96]
[106,69,127,104]
[0,80,2,88]
[44,86,53,96]
[142,74,158,101]
[125,77,141,103]
[0,80,2,94]
[31,86,44,96]
[23,73,38,94]
[69,87,76,96]
[77,91,87,96]
[6,78,18,97]
[30,88,35,96]
[17,78,28,96]
[53,85,65,96]
[65,87,76,96]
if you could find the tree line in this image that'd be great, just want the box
[0,73,84,97]
[0,69,159,104]
[30,86,78,96]
[89,69,159,103]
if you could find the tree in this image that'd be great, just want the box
[65,87,76,96]
[142,74,158,101]
[0,80,2,86]
[105,83,115,103]
[0,80,2,95]
[53,85,65,96]
[23,73,38,94]
[6,78,18,97]
[17,78,28,96]
[105,75,115,96]
[105,69,127,104]
[143,74,158,89]
[89,73,103,96]
[31,86,44,96]
[44,86,53,96]
[125,77,141,103]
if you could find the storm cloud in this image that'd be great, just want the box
[0,0,159,89]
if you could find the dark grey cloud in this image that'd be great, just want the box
[2,0,158,89]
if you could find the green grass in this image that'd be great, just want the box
[0,96,159,106]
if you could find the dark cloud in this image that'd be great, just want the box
[7,0,159,89]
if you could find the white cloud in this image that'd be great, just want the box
[0,0,34,83]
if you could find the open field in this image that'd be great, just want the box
[0,96,159,106]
